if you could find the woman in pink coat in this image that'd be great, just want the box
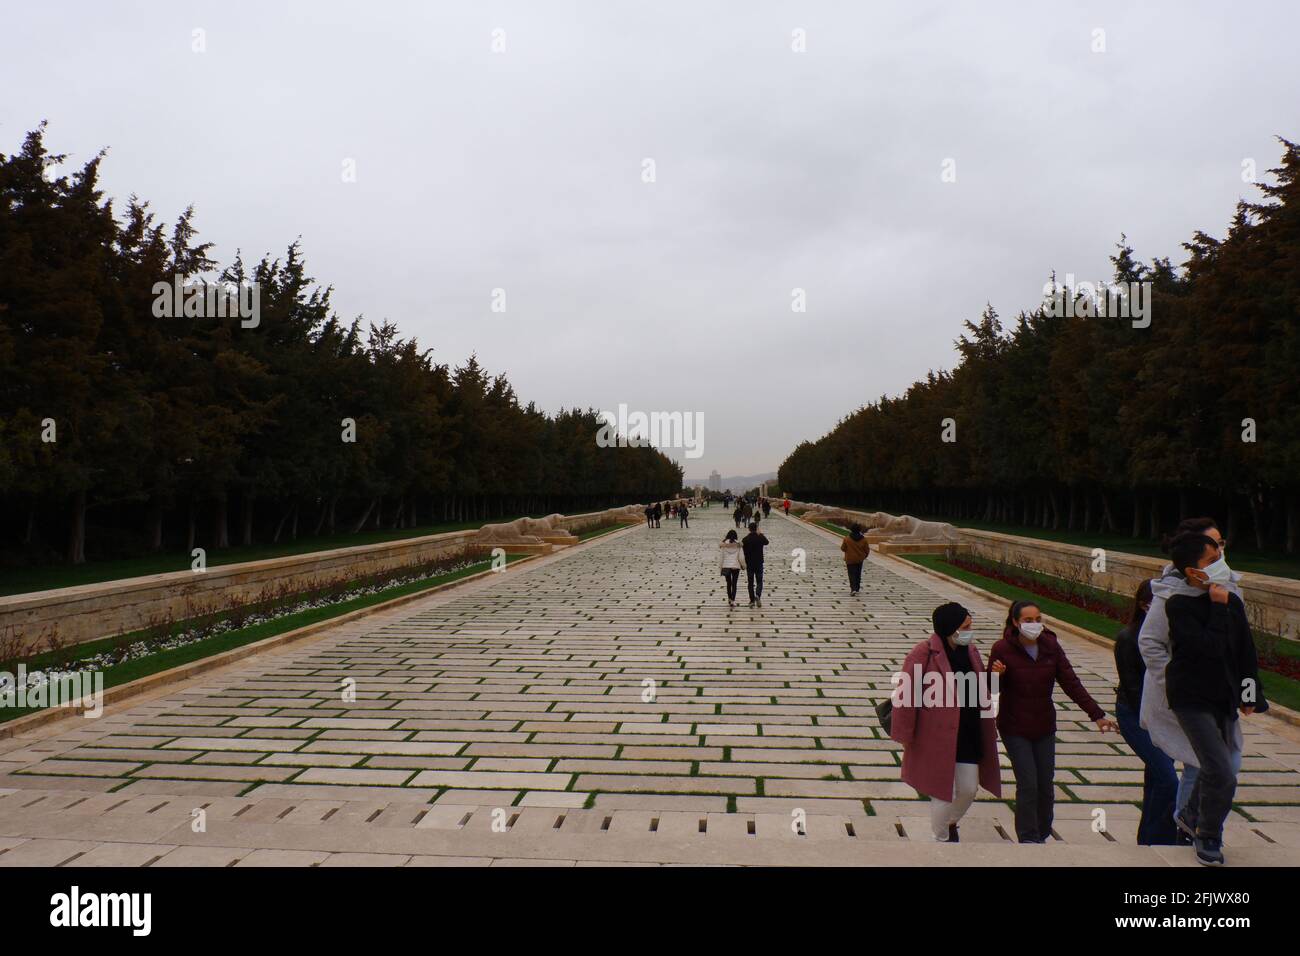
[889,602,1001,841]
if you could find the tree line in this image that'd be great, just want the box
[0,125,683,566]
[779,138,1300,554]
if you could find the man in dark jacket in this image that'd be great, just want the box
[741,523,768,608]
[1165,532,1266,866]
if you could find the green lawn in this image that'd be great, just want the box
[916,516,1300,580]
[902,554,1300,713]
[1,553,530,724]
[0,516,540,597]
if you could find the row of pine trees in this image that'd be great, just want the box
[0,126,683,566]
[779,138,1300,554]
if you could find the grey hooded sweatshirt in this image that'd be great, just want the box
[1137,564,1244,766]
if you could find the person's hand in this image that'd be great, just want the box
[990,660,1006,674]
[1240,705,1255,716]
[1095,717,1118,732]
[1208,584,1229,605]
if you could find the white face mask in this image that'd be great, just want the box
[1200,556,1233,586]
[951,629,975,646]
[1018,620,1044,640]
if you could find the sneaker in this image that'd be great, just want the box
[756,598,762,608]
[1174,808,1197,842]
[1193,835,1225,866]
[749,600,755,608]
[948,824,959,843]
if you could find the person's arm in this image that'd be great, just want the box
[1054,643,1105,721]
[1166,595,1233,658]
[889,644,926,745]
[1231,598,1267,712]
[840,538,849,554]
[1137,592,1170,674]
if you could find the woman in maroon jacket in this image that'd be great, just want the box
[988,600,1118,843]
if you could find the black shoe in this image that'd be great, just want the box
[947,824,959,843]
[1193,835,1225,866]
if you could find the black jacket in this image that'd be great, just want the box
[1166,591,1266,717]
[1112,624,1146,713]
[741,532,768,566]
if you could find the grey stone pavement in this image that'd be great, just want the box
[2,508,1299,867]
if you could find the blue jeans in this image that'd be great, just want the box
[1178,746,1243,817]
[1115,700,1178,845]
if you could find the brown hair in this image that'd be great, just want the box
[1128,579,1153,632]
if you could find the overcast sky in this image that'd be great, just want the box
[4,1,1296,478]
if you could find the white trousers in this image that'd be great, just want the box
[929,762,979,841]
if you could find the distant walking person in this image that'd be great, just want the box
[840,523,871,596]
[761,499,771,518]
[741,522,769,608]
[1160,531,1266,866]
[719,530,745,609]
[652,503,662,528]
[679,502,689,528]
[733,504,744,529]
[644,504,654,529]
[783,498,790,516]
[890,602,1000,842]
[988,600,1117,843]
[1113,579,1178,846]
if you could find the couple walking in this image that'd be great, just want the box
[718,522,768,608]
[890,600,1117,845]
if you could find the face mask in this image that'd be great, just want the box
[1019,621,1044,640]
[951,629,974,646]
[1200,556,1233,586]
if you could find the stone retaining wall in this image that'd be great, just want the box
[792,504,1300,639]
[959,528,1300,639]
[0,509,631,652]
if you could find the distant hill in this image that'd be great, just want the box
[685,471,778,492]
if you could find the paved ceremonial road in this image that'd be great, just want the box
[2,508,1299,866]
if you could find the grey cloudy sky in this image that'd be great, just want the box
[4,1,1297,478]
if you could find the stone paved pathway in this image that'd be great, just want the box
[2,508,1299,866]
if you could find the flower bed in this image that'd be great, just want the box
[0,549,484,696]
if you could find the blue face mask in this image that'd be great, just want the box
[951,629,974,646]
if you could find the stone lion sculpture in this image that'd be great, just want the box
[860,511,959,543]
[475,517,543,544]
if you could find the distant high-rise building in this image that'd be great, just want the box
[709,470,722,492]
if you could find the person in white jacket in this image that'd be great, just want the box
[1137,518,1244,844]
[719,530,745,609]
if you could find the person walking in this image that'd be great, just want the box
[741,522,768,608]
[733,503,744,529]
[988,600,1117,843]
[679,502,689,528]
[652,503,661,528]
[890,602,1001,842]
[1138,517,1246,846]
[839,523,870,596]
[1113,580,1178,845]
[644,504,653,529]
[1160,531,1266,866]
[782,498,790,516]
[761,499,771,518]
[719,530,745,609]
